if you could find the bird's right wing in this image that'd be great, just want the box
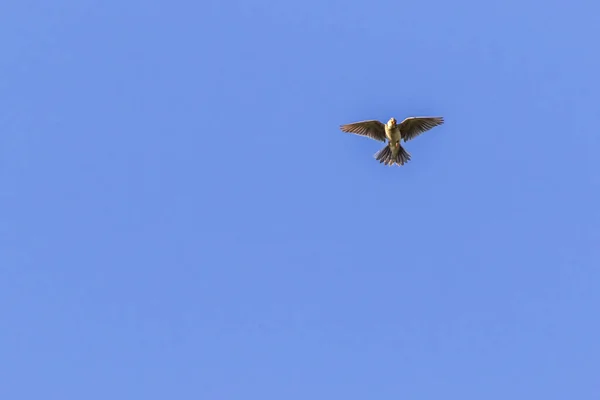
[339,120,386,142]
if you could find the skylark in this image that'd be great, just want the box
[340,116,444,166]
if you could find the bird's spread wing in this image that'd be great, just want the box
[399,116,444,142]
[339,120,386,142]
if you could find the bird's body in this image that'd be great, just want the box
[340,116,444,166]
[384,118,402,161]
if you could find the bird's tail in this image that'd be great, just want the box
[374,144,411,166]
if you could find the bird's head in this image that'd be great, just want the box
[387,117,397,127]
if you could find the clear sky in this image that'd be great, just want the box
[1,0,599,398]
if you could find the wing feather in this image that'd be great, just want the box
[339,120,386,142]
[399,116,444,142]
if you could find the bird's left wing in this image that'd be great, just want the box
[399,116,444,142]
[339,120,386,142]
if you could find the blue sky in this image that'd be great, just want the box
[1,0,599,398]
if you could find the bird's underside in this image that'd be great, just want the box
[339,116,444,166]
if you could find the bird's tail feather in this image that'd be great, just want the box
[374,145,411,166]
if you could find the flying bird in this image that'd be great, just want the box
[340,116,444,166]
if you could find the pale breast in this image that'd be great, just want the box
[385,125,401,142]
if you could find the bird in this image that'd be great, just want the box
[340,116,444,166]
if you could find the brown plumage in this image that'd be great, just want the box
[340,116,444,166]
